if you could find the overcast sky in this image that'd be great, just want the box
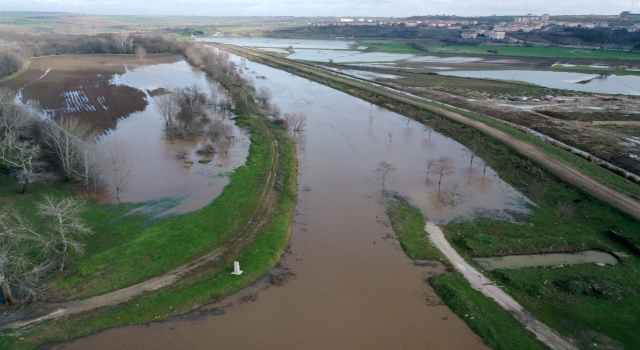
[0,0,635,17]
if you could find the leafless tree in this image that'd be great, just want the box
[269,104,282,119]
[429,157,455,194]
[374,160,397,189]
[423,125,433,139]
[78,142,103,192]
[426,158,436,183]
[388,132,393,142]
[37,196,91,271]
[284,112,307,132]
[0,212,51,304]
[114,32,129,50]
[255,86,273,106]
[102,140,133,201]
[0,133,43,194]
[368,112,375,127]
[135,46,147,60]
[151,90,179,135]
[41,116,96,182]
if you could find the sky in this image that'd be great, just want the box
[0,0,635,17]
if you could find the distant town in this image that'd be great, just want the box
[311,11,640,42]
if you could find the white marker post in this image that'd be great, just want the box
[231,261,243,275]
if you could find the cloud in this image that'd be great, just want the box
[0,0,631,16]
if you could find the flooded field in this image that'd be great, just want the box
[197,37,356,49]
[98,60,250,212]
[287,49,413,63]
[57,46,534,349]
[442,70,640,95]
[474,251,619,272]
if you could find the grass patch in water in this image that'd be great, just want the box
[198,159,212,164]
[384,194,547,350]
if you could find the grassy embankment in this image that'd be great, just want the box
[0,60,31,83]
[228,48,640,348]
[0,101,297,348]
[361,39,640,60]
[385,195,548,350]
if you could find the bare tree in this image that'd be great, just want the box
[388,132,393,142]
[0,133,43,194]
[0,212,51,304]
[41,116,96,182]
[78,142,102,192]
[38,196,92,271]
[556,202,576,219]
[374,160,397,189]
[284,112,307,132]
[429,157,455,194]
[114,32,129,50]
[135,46,147,61]
[151,90,179,134]
[103,140,133,201]
[426,158,436,183]
[269,104,282,119]
[255,86,273,106]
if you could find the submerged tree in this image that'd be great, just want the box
[374,160,397,189]
[429,157,455,194]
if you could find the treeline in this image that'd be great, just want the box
[266,26,458,40]
[0,32,188,79]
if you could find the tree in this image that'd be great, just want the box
[78,142,102,192]
[284,112,307,132]
[151,90,179,135]
[255,86,273,106]
[0,133,43,194]
[135,46,147,60]
[429,157,455,193]
[38,196,92,271]
[0,212,51,304]
[41,116,96,182]
[388,132,393,142]
[374,160,397,189]
[103,140,133,201]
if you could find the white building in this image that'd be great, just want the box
[340,18,353,22]
[461,31,478,39]
[488,30,506,40]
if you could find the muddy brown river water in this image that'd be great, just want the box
[55,49,533,349]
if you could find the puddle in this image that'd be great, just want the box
[442,70,640,95]
[56,46,538,349]
[473,251,619,271]
[100,61,250,213]
[322,66,401,80]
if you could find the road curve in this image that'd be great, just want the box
[217,44,640,220]
[426,222,577,350]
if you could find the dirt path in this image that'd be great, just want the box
[217,44,640,219]
[1,116,281,331]
[426,222,577,350]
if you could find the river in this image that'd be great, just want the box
[56,48,534,349]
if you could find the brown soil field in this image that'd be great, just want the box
[0,54,181,134]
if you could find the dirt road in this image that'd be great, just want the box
[1,117,283,331]
[426,222,577,350]
[217,44,640,220]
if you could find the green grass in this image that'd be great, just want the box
[198,159,212,164]
[46,113,282,300]
[384,193,547,350]
[4,108,298,349]
[0,60,31,83]
[384,193,443,261]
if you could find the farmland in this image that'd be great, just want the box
[0,54,180,133]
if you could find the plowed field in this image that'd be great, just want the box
[0,54,180,133]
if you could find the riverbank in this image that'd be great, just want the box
[0,71,298,348]
[220,43,640,348]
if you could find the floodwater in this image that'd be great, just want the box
[57,49,534,349]
[287,49,413,63]
[197,37,355,50]
[473,251,619,271]
[99,61,250,214]
[442,70,640,96]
